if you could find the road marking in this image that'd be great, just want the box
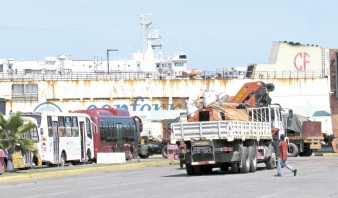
[22,191,71,198]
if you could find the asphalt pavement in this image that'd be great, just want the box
[0,155,173,183]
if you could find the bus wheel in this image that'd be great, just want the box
[87,149,93,163]
[60,152,66,167]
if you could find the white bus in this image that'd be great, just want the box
[21,112,95,166]
[2,116,42,170]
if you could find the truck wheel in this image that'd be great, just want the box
[139,153,149,159]
[161,145,168,158]
[231,163,239,173]
[299,145,313,157]
[288,142,300,157]
[249,146,257,172]
[265,145,276,169]
[265,155,275,169]
[194,165,202,175]
[202,165,213,174]
[220,163,230,172]
[240,147,250,173]
[186,163,195,175]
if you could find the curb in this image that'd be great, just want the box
[314,152,338,157]
[0,159,177,183]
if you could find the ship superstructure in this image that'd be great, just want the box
[0,14,188,75]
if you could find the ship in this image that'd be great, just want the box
[0,15,337,152]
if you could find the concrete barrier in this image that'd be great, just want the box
[97,153,126,164]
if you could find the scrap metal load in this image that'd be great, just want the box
[186,81,274,122]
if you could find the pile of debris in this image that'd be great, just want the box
[186,91,249,122]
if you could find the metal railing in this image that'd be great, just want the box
[0,69,329,81]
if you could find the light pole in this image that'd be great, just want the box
[107,49,118,74]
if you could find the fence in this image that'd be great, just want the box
[0,69,329,81]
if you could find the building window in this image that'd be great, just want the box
[12,84,38,101]
[0,64,3,72]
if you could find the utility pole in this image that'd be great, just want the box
[107,49,118,74]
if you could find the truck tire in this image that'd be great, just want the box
[139,153,149,159]
[186,163,195,175]
[240,147,250,173]
[265,155,275,169]
[249,146,257,172]
[161,145,168,158]
[265,145,276,169]
[299,145,313,157]
[194,165,202,175]
[288,142,300,157]
[202,165,213,174]
[231,163,239,174]
[220,163,230,172]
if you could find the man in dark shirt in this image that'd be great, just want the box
[275,134,297,177]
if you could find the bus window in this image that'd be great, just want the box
[47,116,53,137]
[106,121,113,141]
[100,120,107,141]
[31,126,39,143]
[86,118,92,139]
[112,122,117,141]
[58,116,66,137]
[65,116,72,137]
[72,117,79,137]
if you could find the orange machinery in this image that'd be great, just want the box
[229,81,275,108]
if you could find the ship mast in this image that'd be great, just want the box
[139,14,161,70]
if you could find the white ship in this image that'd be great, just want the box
[0,16,337,151]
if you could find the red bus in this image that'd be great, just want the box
[73,108,149,160]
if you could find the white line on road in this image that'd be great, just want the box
[21,191,71,198]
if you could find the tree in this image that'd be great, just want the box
[0,112,37,159]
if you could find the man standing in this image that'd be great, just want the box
[275,134,297,177]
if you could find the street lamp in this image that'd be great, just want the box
[107,49,118,74]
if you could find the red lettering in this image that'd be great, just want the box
[294,52,310,72]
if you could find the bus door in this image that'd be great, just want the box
[52,121,59,164]
[79,121,85,160]
[116,123,123,152]
[133,118,141,156]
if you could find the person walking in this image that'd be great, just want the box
[275,134,297,177]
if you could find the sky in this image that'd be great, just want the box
[0,0,336,71]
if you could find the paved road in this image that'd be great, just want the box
[0,156,338,198]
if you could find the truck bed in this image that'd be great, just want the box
[170,120,272,142]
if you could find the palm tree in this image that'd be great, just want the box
[0,112,37,170]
